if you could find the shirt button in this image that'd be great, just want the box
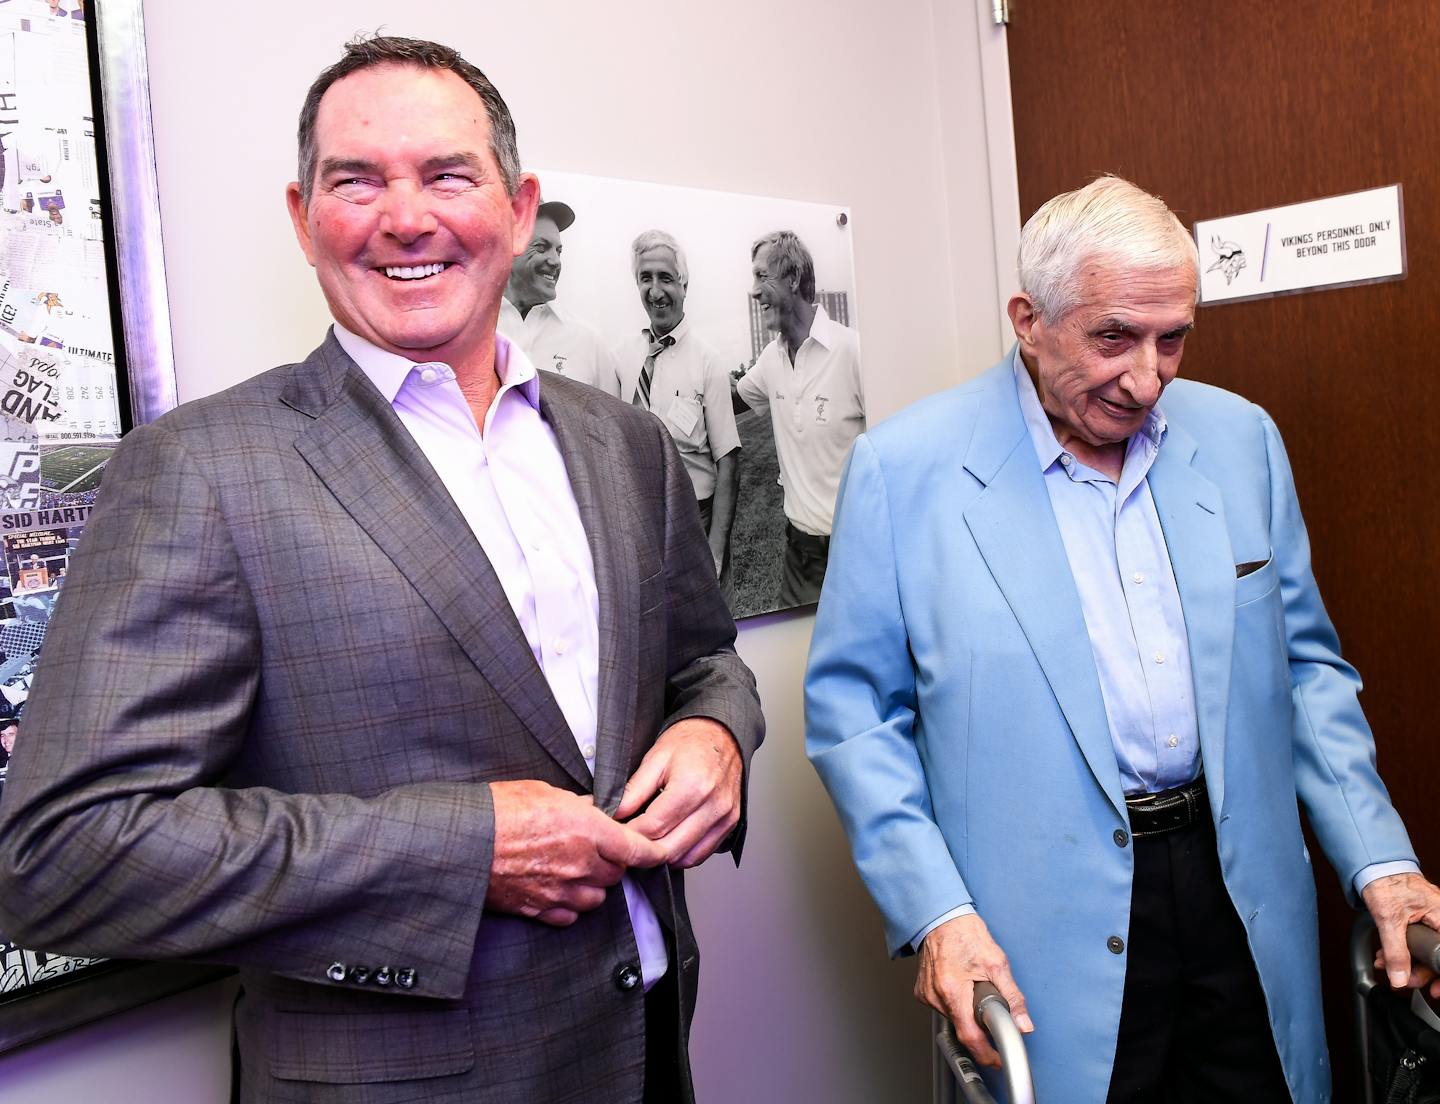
[581,743,596,760]
[1154,652,1165,664]
[419,367,439,384]
[1107,936,1125,955]
[553,638,568,656]
[1132,572,1144,584]
[1167,735,1179,749]
[1060,454,1074,467]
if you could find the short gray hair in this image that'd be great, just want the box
[751,230,816,303]
[296,35,521,205]
[1018,175,1198,321]
[631,229,689,286]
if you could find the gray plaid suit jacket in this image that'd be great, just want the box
[0,331,764,1103]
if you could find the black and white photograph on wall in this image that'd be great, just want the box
[502,170,866,620]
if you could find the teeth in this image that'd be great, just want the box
[384,263,446,280]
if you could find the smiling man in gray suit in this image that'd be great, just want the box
[0,35,763,1104]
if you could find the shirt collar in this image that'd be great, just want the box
[498,296,566,331]
[333,322,543,413]
[646,314,690,345]
[1010,345,1168,477]
[806,303,838,350]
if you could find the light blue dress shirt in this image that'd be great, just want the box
[1013,355,1200,796]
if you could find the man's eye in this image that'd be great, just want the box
[331,179,378,198]
[431,173,473,191]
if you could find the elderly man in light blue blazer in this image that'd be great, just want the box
[805,176,1440,1103]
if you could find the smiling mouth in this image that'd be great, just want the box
[383,263,450,281]
[1098,397,1144,417]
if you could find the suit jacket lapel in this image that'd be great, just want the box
[1146,422,1234,815]
[962,361,1127,819]
[541,383,638,813]
[284,334,592,790]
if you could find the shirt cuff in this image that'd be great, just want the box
[914,904,977,950]
[1354,860,1421,897]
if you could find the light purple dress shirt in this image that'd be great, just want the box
[334,324,668,986]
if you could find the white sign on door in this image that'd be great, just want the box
[1194,185,1405,305]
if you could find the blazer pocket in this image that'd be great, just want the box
[1233,552,1279,606]
[638,568,664,616]
[267,1008,474,1084]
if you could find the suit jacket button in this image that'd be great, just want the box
[396,968,416,989]
[349,965,371,984]
[326,962,347,983]
[374,966,393,986]
[1113,828,1129,848]
[1107,936,1125,954]
[614,963,641,992]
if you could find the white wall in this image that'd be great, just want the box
[0,2,1016,1100]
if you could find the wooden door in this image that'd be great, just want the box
[1007,2,1440,1094]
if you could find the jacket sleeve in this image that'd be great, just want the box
[804,435,972,956]
[1263,411,1417,898]
[650,416,764,859]
[0,420,493,1000]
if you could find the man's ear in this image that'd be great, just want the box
[509,174,541,257]
[286,182,316,267]
[1007,294,1041,349]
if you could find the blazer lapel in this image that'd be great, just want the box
[284,335,592,790]
[962,361,1127,819]
[1146,422,1234,815]
[541,383,638,814]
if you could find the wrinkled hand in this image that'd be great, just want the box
[916,914,1033,1068]
[1363,872,1440,999]
[616,717,741,868]
[486,779,667,927]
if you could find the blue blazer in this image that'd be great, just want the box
[805,354,1416,1103]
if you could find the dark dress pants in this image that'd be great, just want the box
[778,522,828,607]
[644,966,687,1103]
[1106,813,1294,1103]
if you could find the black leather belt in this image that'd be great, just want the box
[1124,776,1208,839]
[784,522,830,551]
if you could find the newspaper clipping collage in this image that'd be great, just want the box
[0,0,119,996]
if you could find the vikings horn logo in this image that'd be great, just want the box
[1207,235,1247,286]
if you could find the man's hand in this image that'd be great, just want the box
[916,914,1033,1069]
[1362,872,1440,999]
[616,717,741,868]
[486,779,667,927]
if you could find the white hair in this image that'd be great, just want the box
[630,229,689,287]
[1018,175,1199,321]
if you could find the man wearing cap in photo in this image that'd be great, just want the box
[501,199,621,397]
[735,230,865,607]
[617,230,741,587]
